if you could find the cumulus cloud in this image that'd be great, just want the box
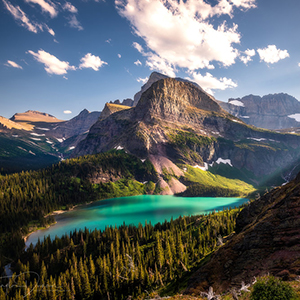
[64,110,72,114]
[25,0,58,18]
[28,49,76,75]
[137,77,148,84]
[68,15,83,30]
[3,0,39,33]
[79,53,108,71]
[63,2,78,13]
[5,60,23,69]
[118,54,121,58]
[240,48,255,64]
[257,45,289,64]
[134,59,142,66]
[116,0,256,77]
[189,71,237,95]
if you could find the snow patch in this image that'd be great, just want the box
[229,100,245,107]
[31,137,41,141]
[232,119,242,123]
[69,146,75,150]
[140,159,146,163]
[194,163,208,171]
[115,145,124,150]
[215,158,233,167]
[247,137,266,142]
[56,138,65,143]
[46,140,53,144]
[29,151,36,155]
[30,132,45,137]
[36,127,50,131]
[17,146,27,152]
[241,116,250,118]
[288,113,300,122]
[12,135,18,137]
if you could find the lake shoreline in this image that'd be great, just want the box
[25,195,248,248]
[23,202,93,245]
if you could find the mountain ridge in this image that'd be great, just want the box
[73,77,300,189]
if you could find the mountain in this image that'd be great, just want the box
[11,110,62,125]
[133,71,208,106]
[0,109,101,173]
[218,93,300,130]
[73,77,300,190]
[185,171,300,294]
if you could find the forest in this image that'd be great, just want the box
[0,151,158,267]
[0,208,241,299]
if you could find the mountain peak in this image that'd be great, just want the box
[135,77,223,121]
[10,110,62,123]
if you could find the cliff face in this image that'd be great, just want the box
[73,78,300,186]
[186,173,300,294]
[219,93,300,130]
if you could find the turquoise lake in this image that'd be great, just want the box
[25,195,248,247]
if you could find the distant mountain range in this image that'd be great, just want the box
[218,93,300,130]
[2,71,300,183]
[0,109,101,173]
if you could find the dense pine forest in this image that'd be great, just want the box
[0,151,158,267]
[0,208,240,299]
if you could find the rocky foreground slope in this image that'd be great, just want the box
[73,77,300,187]
[186,171,300,294]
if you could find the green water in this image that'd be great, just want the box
[26,195,248,247]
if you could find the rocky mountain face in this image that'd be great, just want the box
[186,172,300,294]
[99,103,131,121]
[219,93,300,130]
[73,77,300,188]
[133,71,208,106]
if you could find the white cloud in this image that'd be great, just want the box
[63,2,78,13]
[240,48,255,64]
[6,60,23,69]
[298,63,300,67]
[134,59,142,66]
[118,54,121,58]
[68,15,83,31]
[28,49,76,75]
[3,0,39,33]
[137,77,148,84]
[45,24,55,36]
[25,0,58,18]
[64,110,72,114]
[116,0,256,76]
[133,42,144,53]
[105,38,112,43]
[189,71,237,95]
[79,53,107,71]
[257,45,289,64]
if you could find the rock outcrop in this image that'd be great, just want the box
[186,172,300,294]
[219,93,300,130]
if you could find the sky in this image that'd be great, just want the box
[1,0,300,120]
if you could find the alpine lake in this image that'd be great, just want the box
[26,195,248,247]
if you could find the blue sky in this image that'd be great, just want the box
[1,0,300,120]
